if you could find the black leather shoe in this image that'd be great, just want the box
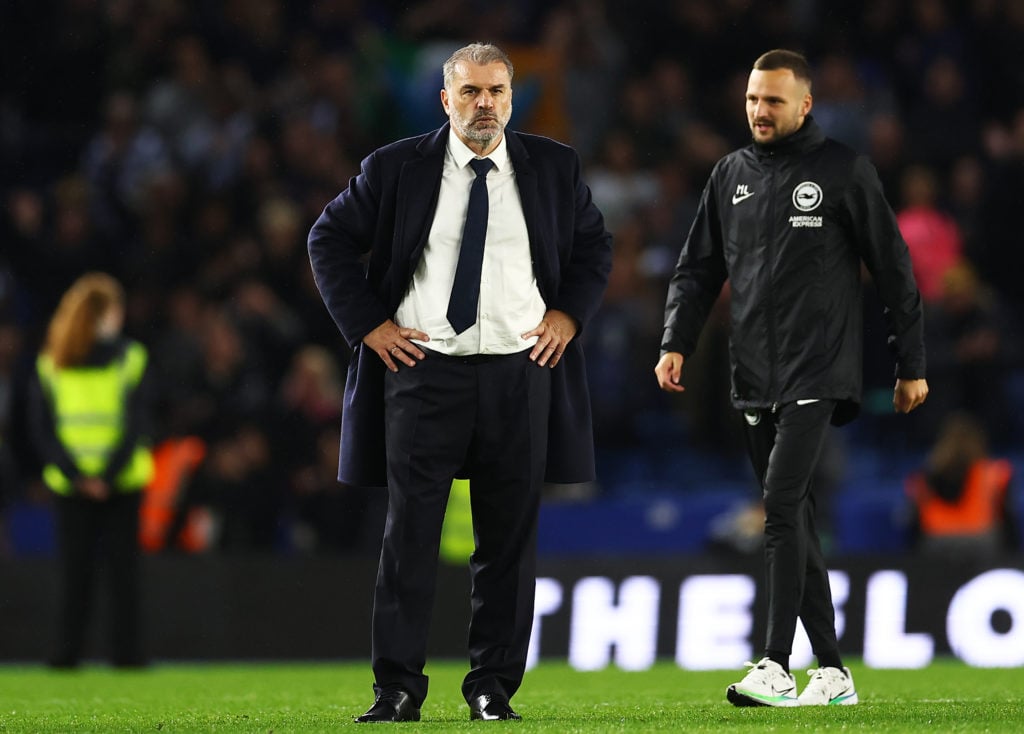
[355,689,421,723]
[469,694,521,721]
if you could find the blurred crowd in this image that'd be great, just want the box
[2,0,1023,556]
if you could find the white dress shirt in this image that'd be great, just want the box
[395,131,546,355]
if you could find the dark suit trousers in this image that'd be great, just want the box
[742,400,840,664]
[374,348,550,706]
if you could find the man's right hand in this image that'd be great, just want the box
[655,352,686,393]
[893,377,929,413]
[364,319,429,372]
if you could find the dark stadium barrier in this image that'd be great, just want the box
[2,554,1023,667]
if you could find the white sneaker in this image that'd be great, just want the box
[726,658,799,707]
[797,666,859,706]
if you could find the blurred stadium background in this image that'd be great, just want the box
[1,0,1023,667]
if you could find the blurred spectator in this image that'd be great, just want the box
[893,0,966,103]
[213,0,290,85]
[80,91,173,245]
[583,216,664,449]
[649,58,698,143]
[148,283,207,437]
[143,34,219,170]
[905,54,980,170]
[611,74,677,165]
[256,197,312,302]
[587,128,661,233]
[124,167,197,291]
[273,344,344,491]
[307,52,366,147]
[3,190,46,317]
[895,164,963,303]
[966,0,1024,122]
[15,177,117,322]
[644,161,700,261]
[289,424,386,555]
[674,118,732,185]
[921,260,1016,446]
[168,303,272,441]
[539,0,625,162]
[905,412,1018,559]
[182,419,285,551]
[144,34,257,192]
[866,112,909,204]
[977,108,1024,313]
[946,154,986,261]
[227,277,305,386]
[811,53,871,152]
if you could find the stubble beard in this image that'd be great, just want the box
[750,116,801,144]
[750,119,775,144]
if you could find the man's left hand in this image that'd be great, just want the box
[894,378,929,413]
[523,309,577,367]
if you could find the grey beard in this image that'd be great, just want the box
[463,126,500,146]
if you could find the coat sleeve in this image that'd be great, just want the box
[307,151,391,349]
[661,172,728,357]
[846,155,927,379]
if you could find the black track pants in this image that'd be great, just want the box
[742,400,840,662]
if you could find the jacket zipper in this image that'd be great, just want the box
[764,153,779,409]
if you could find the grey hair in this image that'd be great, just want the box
[442,43,514,89]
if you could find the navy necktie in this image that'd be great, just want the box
[447,157,494,334]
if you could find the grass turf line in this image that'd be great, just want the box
[0,659,1022,732]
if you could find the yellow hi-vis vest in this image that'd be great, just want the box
[36,342,154,495]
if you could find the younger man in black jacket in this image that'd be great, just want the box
[655,49,929,707]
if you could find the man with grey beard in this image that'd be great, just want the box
[309,42,612,723]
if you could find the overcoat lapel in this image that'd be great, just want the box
[506,132,555,302]
[389,126,447,308]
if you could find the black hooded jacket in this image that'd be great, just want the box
[661,116,925,424]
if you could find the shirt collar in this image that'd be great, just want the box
[447,129,510,172]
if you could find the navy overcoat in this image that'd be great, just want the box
[308,123,613,487]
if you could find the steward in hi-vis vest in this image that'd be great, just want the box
[27,272,153,668]
[35,340,154,495]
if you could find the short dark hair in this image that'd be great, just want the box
[753,49,812,89]
[443,43,514,89]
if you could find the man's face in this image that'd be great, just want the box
[745,68,812,144]
[441,60,512,153]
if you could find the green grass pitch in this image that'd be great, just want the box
[1,659,1022,732]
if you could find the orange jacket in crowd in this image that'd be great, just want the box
[906,458,1014,545]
